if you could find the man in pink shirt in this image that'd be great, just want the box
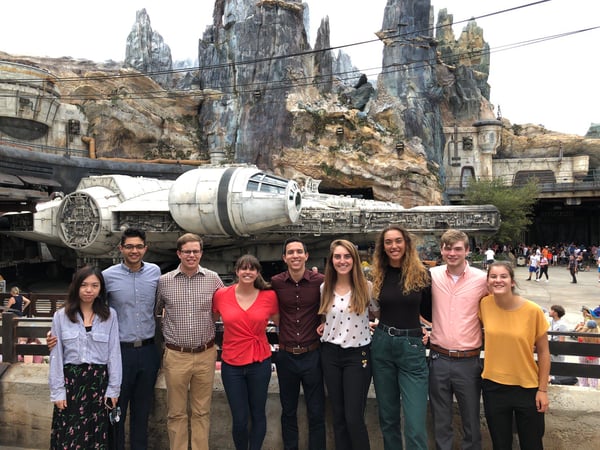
[429,229,489,450]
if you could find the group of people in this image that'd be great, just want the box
[525,246,551,282]
[45,226,551,450]
[520,242,600,284]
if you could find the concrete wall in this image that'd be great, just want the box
[1,363,598,450]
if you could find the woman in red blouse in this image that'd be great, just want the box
[213,254,279,450]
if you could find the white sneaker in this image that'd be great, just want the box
[545,280,549,282]
[535,279,539,282]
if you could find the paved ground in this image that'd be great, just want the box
[502,264,598,329]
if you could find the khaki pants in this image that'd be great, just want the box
[162,346,217,450]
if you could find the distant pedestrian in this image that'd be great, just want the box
[538,254,549,282]
[484,247,495,270]
[6,286,31,316]
[526,249,540,281]
[568,255,578,284]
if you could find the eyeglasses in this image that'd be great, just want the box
[122,244,146,250]
[180,250,202,255]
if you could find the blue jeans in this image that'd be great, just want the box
[117,343,160,450]
[275,348,326,450]
[371,327,429,450]
[221,358,272,450]
[321,342,372,450]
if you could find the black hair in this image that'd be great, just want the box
[282,237,307,256]
[120,228,146,246]
[64,266,110,323]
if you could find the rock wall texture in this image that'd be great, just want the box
[1,0,598,208]
[1,364,598,450]
[124,9,173,88]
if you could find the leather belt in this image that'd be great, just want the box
[166,339,215,353]
[282,341,320,355]
[430,343,481,358]
[378,323,423,337]
[120,338,154,348]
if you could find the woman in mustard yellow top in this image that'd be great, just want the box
[479,262,550,450]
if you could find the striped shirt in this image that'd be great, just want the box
[155,265,224,348]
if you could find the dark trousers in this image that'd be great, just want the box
[275,348,326,450]
[482,379,545,450]
[569,266,577,282]
[117,343,160,450]
[371,327,429,450]
[321,342,372,450]
[221,358,272,450]
[429,353,483,450]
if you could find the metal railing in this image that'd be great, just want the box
[1,315,598,379]
[0,136,87,158]
[446,170,600,195]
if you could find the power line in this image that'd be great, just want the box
[3,23,592,104]
[1,1,596,104]
[0,0,553,85]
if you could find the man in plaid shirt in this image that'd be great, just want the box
[155,233,224,450]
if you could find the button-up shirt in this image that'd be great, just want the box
[155,265,224,348]
[103,261,161,343]
[49,308,122,401]
[430,263,488,350]
[271,269,323,347]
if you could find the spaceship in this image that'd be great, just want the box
[0,165,500,274]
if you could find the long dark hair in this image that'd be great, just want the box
[64,266,110,323]
[235,254,271,290]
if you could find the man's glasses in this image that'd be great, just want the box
[180,250,202,255]
[121,244,146,250]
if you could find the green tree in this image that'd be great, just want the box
[463,178,540,243]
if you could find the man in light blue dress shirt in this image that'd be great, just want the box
[102,228,161,450]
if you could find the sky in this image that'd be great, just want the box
[0,0,598,136]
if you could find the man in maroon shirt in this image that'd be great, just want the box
[271,238,326,450]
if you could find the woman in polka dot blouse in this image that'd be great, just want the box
[317,239,375,450]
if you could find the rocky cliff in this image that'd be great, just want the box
[1,0,598,208]
[124,9,173,88]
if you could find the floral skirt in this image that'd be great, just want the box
[50,363,109,449]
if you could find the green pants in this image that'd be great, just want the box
[371,326,429,450]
